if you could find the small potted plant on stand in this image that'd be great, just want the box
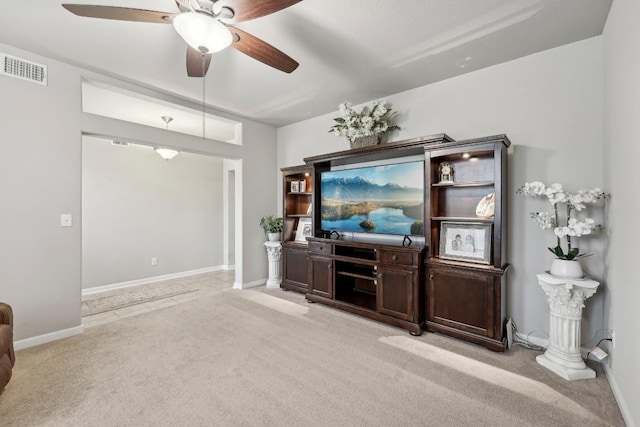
[259,215,284,241]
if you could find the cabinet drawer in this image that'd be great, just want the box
[379,250,414,266]
[309,241,332,255]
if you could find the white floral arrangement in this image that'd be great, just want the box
[516,181,608,260]
[328,100,399,142]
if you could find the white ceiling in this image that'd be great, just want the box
[0,0,611,128]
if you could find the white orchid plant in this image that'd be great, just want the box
[328,100,399,142]
[516,181,608,260]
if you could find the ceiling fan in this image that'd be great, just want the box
[62,0,301,77]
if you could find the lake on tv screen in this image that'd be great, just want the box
[321,161,424,235]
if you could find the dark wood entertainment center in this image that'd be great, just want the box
[281,133,510,351]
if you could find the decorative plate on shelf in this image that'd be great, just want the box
[475,193,495,219]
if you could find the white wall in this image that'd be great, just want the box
[278,37,605,343]
[0,42,277,342]
[82,136,224,288]
[236,122,279,288]
[602,0,640,425]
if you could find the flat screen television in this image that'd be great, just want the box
[320,160,425,236]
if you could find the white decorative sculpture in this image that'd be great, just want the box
[264,241,283,288]
[536,273,599,380]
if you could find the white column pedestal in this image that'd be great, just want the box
[264,241,283,289]
[536,273,599,380]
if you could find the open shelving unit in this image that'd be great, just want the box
[281,165,314,293]
[425,136,510,351]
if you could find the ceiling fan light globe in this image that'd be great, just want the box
[173,12,232,54]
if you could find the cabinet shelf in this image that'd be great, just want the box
[430,216,494,223]
[336,270,377,281]
[287,214,312,218]
[336,292,377,311]
[432,181,494,188]
[287,191,312,196]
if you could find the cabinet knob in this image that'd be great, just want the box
[392,255,397,261]
[328,264,332,270]
[429,274,434,281]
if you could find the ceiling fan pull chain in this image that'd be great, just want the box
[202,53,206,139]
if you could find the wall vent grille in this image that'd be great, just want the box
[111,140,130,147]
[1,53,47,85]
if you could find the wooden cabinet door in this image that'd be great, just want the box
[308,255,333,298]
[378,266,414,321]
[427,266,495,337]
[283,246,309,292]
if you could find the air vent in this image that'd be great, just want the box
[111,140,130,147]
[1,53,47,85]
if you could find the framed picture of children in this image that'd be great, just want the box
[439,222,492,264]
[295,218,313,243]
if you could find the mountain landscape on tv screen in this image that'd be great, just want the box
[321,176,422,202]
[321,169,424,235]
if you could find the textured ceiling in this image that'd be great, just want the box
[0,0,612,127]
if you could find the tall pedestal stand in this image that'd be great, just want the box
[536,273,599,380]
[264,241,282,289]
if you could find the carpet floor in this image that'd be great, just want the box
[0,274,625,426]
[81,282,199,316]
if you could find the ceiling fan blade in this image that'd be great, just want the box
[186,47,213,77]
[174,0,190,14]
[217,0,302,23]
[228,27,298,73]
[62,5,173,24]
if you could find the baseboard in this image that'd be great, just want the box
[83,265,227,296]
[602,361,636,427]
[222,264,235,271]
[14,325,84,351]
[233,278,266,290]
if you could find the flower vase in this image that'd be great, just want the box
[549,259,584,278]
[350,135,380,149]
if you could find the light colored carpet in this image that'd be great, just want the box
[0,274,625,426]
[81,282,199,316]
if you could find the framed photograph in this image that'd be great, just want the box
[291,181,300,192]
[299,180,306,193]
[295,218,313,242]
[439,222,492,264]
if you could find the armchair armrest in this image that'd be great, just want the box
[0,303,15,367]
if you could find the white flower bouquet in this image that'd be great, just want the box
[516,181,608,260]
[328,100,399,142]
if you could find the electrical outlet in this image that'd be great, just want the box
[151,257,158,266]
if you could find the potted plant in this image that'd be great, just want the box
[328,100,400,149]
[516,181,608,278]
[259,215,284,241]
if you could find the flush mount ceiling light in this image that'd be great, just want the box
[172,12,233,54]
[155,148,180,160]
[155,116,179,160]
